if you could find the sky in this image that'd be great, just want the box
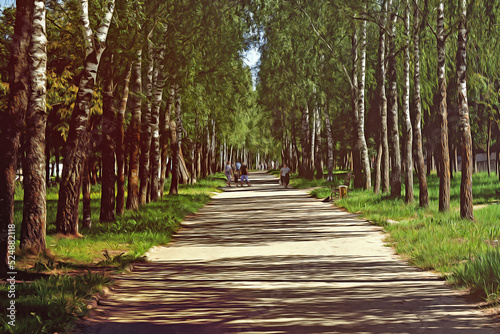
[0,0,13,7]
[243,46,261,88]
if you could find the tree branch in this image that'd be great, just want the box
[299,7,354,89]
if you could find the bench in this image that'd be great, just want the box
[323,172,354,203]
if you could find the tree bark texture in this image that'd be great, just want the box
[56,0,115,235]
[413,0,429,207]
[126,53,142,211]
[378,0,391,193]
[160,83,174,198]
[358,18,371,190]
[311,105,316,175]
[487,118,491,175]
[115,63,132,216]
[374,142,383,193]
[402,3,413,202]
[0,0,33,273]
[210,119,217,174]
[351,23,362,188]
[300,105,312,179]
[457,0,473,220]
[139,42,154,205]
[21,0,47,253]
[100,53,115,222]
[169,83,182,195]
[314,106,323,178]
[388,9,401,198]
[324,108,334,181]
[437,2,450,212]
[149,57,164,202]
[82,157,92,230]
[203,126,209,178]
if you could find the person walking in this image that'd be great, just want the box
[280,163,291,188]
[224,161,233,187]
[240,163,250,186]
[233,163,241,187]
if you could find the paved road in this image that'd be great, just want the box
[80,171,497,334]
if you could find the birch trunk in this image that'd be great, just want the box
[115,64,132,216]
[149,58,164,201]
[311,106,316,175]
[139,42,154,204]
[300,105,311,178]
[437,1,450,212]
[402,3,413,202]
[211,119,216,174]
[314,106,323,179]
[82,158,92,229]
[0,0,33,271]
[100,53,115,222]
[56,0,115,234]
[358,18,371,190]
[413,0,429,207]
[388,7,401,197]
[196,117,202,179]
[487,118,491,175]
[413,0,430,208]
[203,127,209,177]
[160,83,174,197]
[126,53,142,210]
[324,108,334,181]
[169,83,182,195]
[351,22,362,188]
[21,0,47,253]
[377,0,391,193]
[457,0,473,220]
[374,142,383,193]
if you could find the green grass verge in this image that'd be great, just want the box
[306,171,500,302]
[2,173,225,333]
[1,273,112,333]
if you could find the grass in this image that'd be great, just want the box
[306,170,500,303]
[14,174,225,265]
[0,273,113,333]
[2,173,226,333]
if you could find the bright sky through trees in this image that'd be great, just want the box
[243,46,260,88]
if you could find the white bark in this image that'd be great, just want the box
[21,0,47,252]
[79,0,93,56]
[403,2,413,202]
[358,18,371,190]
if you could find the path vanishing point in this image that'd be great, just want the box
[80,171,498,334]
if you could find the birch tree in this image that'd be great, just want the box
[20,0,47,253]
[402,2,413,202]
[139,40,154,205]
[100,52,115,222]
[149,48,165,202]
[56,0,115,235]
[0,0,33,272]
[412,0,428,207]
[169,82,182,195]
[457,0,473,220]
[388,3,401,198]
[375,0,391,194]
[357,17,371,190]
[126,52,142,210]
[115,64,132,216]
[436,1,450,212]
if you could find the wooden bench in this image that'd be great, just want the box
[323,172,354,203]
